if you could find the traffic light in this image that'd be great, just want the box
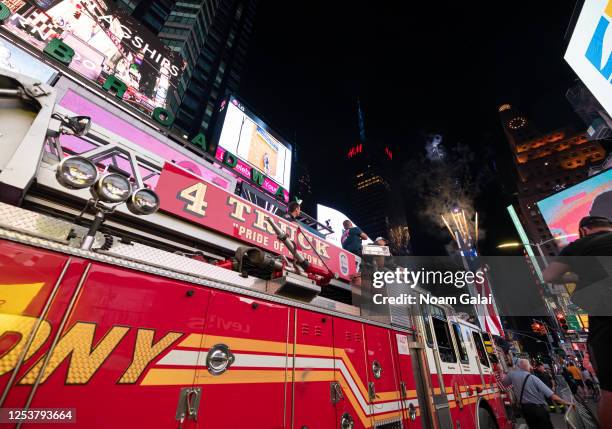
[557,313,569,332]
[531,321,547,335]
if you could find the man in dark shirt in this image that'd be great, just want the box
[284,201,301,222]
[534,363,557,411]
[543,215,612,428]
[534,363,554,390]
[341,220,369,256]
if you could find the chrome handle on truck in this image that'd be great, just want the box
[368,382,377,401]
[175,387,202,426]
[330,382,344,404]
[371,360,382,379]
[206,343,235,375]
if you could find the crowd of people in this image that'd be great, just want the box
[501,356,603,428]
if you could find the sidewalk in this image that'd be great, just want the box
[513,400,597,428]
[513,375,599,428]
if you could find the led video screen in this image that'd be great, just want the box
[215,97,292,191]
[1,0,184,114]
[537,169,612,245]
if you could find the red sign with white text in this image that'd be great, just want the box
[155,163,356,280]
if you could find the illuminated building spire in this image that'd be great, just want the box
[357,98,366,143]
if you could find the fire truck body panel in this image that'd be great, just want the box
[0,233,513,429]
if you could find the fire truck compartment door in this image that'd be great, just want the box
[333,317,373,429]
[291,309,336,429]
[363,324,403,428]
[196,290,290,429]
[11,260,212,428]
[392,331,423,429]
[0,240,86,408]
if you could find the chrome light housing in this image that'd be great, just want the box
[127,188,160,215]
[64,115,92,136]
[56,156,98,189]
[340,413,354,429]
[92,173,132,203]
[408,403,417,421]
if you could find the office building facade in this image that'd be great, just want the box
[500,103,606,255]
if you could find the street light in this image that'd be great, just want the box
[498,235,579,336]
[496,234,578,267]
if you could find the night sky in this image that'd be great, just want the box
[240,1,585,255]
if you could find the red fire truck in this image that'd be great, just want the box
[0,42,513,429]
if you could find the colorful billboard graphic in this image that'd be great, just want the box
[213,96,292,192]
[1,0,184,114]
[565,0,612,116]
[156,163,357,280]
[537,169,612,246]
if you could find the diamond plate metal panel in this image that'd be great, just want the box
[97,241,257,289]
[0,202,72,243]
[375,420,402,429]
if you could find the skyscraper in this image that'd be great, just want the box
[115,0,257,137]
[500,103,606,255]
[346,101,406,241]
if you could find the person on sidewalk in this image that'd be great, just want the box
[502,359,571,429]
[534,363,558,412]
[567,362,586,397]
[581,365,596,397]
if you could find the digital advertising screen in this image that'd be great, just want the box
[317,203,372,247]
[1,0,184,114]
[537,169,612,246]
[565,0,612,116]
[215,96,292,191]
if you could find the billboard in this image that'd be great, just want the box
[565,0,612,116]
[1,0,184,114]
[316,203,372,247]
[0,37,57,82]
[537,169,612,246]
[213,96,292,196]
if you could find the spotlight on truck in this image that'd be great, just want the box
[55,156,98,190]
[127,188,160,215]
[92,173,132,203]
